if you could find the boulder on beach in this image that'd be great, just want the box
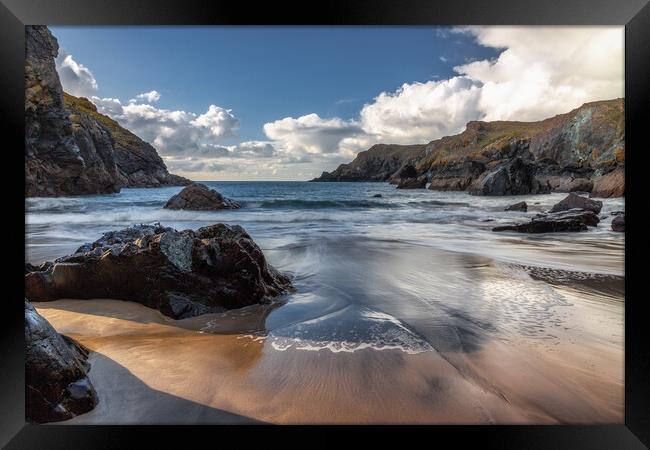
[25,299,98,423]
[550,193,602,214]
[612,215,625,232]
[505,201,527,212]
[25,223,293,319]
[591,167,624,198]
[492,209,600,233]
[164,183,241,210]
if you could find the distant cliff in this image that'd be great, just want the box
[25,26,190,197]
[311,99,624,197]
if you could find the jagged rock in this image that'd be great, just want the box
[505,201,527,212]
[25,26,189,197]
[164,183,241,210]
[468,158,550,196]
[25,224,292,319]
[612,215,625,232]
[396,176,427,189]
[25,299,98,423]
[550,193,602,214]
[492,209,600,233]
[427,160,486,191]
[311,144,424,182]
[590,166,624,198]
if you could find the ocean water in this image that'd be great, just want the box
[26,182,624,355]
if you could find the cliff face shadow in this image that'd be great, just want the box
[61,352,265,425]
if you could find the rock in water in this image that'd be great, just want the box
[612,215,625,232]
[164,183,241,210]
[505,201,528,212]
[468,158,550,196]
[550,193,603,214]
[396,176,427,189]
[25,224,292,319]
[591,167,625,198]
[372,194,382,198]
[25,299,98,423]
[492,209,600,233]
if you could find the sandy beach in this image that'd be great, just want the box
[35,292,623,424]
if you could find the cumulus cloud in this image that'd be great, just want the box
[357,26,624,144]
[129,90,161,103]
[263,113,364,156]
[90,97,240,157]
[55,51,99,97]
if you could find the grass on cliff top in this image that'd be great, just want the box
[63,92,148,153]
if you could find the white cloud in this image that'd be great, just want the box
[90,98,240,157]
[129,90,161,103]
[439,56,448,62]
[263,113,364,156]
[55,51,98,97]
[356,26,624,145]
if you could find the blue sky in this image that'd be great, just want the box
[51,26,498,142]
[50,26,623,180]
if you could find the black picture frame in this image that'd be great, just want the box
[1,0,648,448]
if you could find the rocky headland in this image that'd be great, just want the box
[25,25,190,197]
[25,223,293,319]
[312,99,624,198]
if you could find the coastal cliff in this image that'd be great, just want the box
[25,26,190,197]
[312,99,624,197]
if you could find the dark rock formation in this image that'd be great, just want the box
[492,209,600,233]
[396,176,427,189]
[612,215,625,232]
[25,224,292,319]
[164,183,241,210]
[311,144,424,182]
[25,26,190,197]
[372,194,382,198]
[313,99,624,197]
[505,201,527,212]
[590,166,625,198]
[25,299,98,423]
[468,158,550,196]
[427,160,486,191]
[550,193,603,214]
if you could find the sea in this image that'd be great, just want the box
[26,181,624,356]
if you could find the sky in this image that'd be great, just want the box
[50,26,624,181]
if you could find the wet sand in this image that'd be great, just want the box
[35,295,623,425]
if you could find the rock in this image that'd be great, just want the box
[427,160,486,191]
[25,224,292,319]
[372,194,382,198]
[25,299,98,423]
[505,201,528,212]
[492,209,599,233]
[164,183,241,210]
[550,193,602,214]
[310,144,424,182]
[469,157,550,196]
[611,210,624,216]
[25,26,189,197]
[590,166,624,198]
[396,176,427,189]
[612,215,625,232]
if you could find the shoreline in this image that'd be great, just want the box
[36,295,623,425]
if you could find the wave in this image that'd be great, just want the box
[251,199,398,209]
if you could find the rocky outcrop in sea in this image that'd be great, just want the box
[312,99,624,198]
[164,183,241,210]
[25,299,98,423]
[25,26,190,197]
[25,223,293,319]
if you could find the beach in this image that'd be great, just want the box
[27,182,624,424]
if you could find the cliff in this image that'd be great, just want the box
[312,99,624,197]
[25,26,190,197]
